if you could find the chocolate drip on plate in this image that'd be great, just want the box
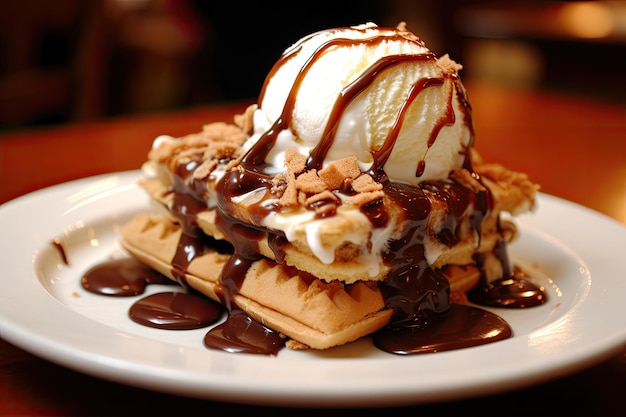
[203,311,284,355]
[374,304,512,354]
[81,258,174,297]
[469,238,548,308]
[129,292,224,330]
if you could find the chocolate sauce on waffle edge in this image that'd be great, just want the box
[170,148,286,355]
[468,236,547,308]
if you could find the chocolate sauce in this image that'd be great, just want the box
[468,238,547,308]
[81,257,225,331]
[171,191,206,238]
[160,165,211,288]
[51,238,69,266]
[129,292,223,330]
[468,273,547,308]
[373,181,488,330]
[213,213,261,306]
[141,132,288,355]
[307,54,437,171]
[374,304,512,354]
[171,232,205,288]
[207,208,286,355]
[369,76,446,180]
[203,310,285,355]
[81,258,174,297]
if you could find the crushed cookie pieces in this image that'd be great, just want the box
[201,122,248,147]
[274,149,386,212]
[318,156,361,189]
[234,104,256,135]
[305,190,338,206]
[285,148,307,176]
[204,140,241,161]
[149,119,249,180]
[351,173,383,193]
[194,160,218,180]
[149,138,178,162]
[271,173,287,194]
[347,190,384,207]
[436,54,463,75]
[279,177,299,208]
[306,190,339,216]
[451,168,486,193]
[295,170,328,194]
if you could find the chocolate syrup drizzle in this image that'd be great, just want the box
[168,143,286,355]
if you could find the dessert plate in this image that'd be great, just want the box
[0,171,625,407]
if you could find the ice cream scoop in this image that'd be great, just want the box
[247,22,474,185]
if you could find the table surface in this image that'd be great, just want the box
[1,81,625,416]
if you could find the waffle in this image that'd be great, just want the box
[139,161,535,285]
[138,111,537,284]
[120,212,483,349]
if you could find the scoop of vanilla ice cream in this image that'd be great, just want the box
[251,22,473,185]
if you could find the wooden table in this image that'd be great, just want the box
[1,81,625,415]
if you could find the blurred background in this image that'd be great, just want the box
[1,0,625,130]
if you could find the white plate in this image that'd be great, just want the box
[0,171,625,407]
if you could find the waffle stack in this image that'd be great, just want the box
[120,109,537,350]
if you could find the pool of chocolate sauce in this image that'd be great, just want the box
[373,304,512,354]
[81,257,225,330]
[82,258,174,297]
[129,292,223,330]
